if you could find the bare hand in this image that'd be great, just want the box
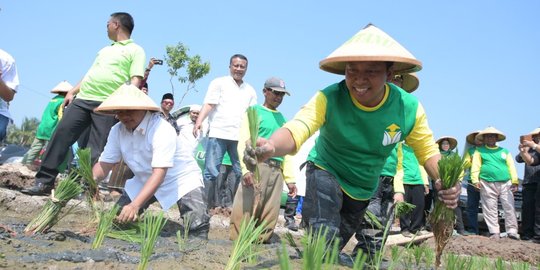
[192,122,201,138]
[424,185,430,195]
[116,203,140,223]
[63,91,75,108]
[393,193,404,203]
[434,180,461,209]
[474,182,481,190]
[287,183,297,198]
[242,172,254,187]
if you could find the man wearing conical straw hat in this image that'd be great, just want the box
[21,81,72,169]
[243,24,461,259]
[471,126,519,240]
[92,84,210,237]
[516,127,540,241]
[462,130,483,235]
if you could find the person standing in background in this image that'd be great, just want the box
[22,81,72,169]
[160,93,180,135]
[193,54,257,208]
[463,130,483,235]
[0,49,19,143]
[22,12,145,196]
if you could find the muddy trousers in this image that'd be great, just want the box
[354,176,394,259]
[302,162,369,252]
[116,187,210,237]
[479,180,518,235]
[229,162,283,243]
[35,99,117,186]
[522,183,538,238]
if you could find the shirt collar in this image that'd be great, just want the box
[123,111,152,135]
[111,39,133,46]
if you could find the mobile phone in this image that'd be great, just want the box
[520,134,532,143]
[154,59,163,65]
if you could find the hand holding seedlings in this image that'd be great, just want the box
[434,179,461,209]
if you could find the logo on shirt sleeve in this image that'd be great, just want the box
[382,123,402,146]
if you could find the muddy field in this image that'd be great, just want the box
[0,164,539,269]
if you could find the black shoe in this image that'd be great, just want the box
[21,183,53,196]
[285,221,299,232]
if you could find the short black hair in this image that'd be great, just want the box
[143,82,148,88]
[162,93,174,101]
[229,54,248,65]
[111,12,134,35]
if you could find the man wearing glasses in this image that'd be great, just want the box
[193,54,257,211]
[160,93,179,135]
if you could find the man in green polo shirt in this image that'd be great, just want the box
[23,12,145,196]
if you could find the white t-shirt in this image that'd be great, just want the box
[0,49,19,120]
[99,112,203,210]
[203,75,257,140]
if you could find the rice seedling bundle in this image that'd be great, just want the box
[247,107,263,216]
[24,173,83,234]
[394,201,416,218]
[74,148,99,199]
[429,153,466,268]
[225,216,266,270]
[138,211,167,270]
[91,204,120,249]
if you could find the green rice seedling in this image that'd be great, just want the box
[445,253,459,270]
[494,257,506,270]
[323,237,340,268]
[138,211,167,270]
[511,261,531,270]
[283,232,302,257]
[225,216,267,270]
[301,226,340,270]
[107,222,143,243]
[411,245,424,266]
[92,204,120,249]
[423,246,434,267]
[470,256,489,270]
[364,210,383,230]
[75,148,99,199]
[24,173,84,234]
[277,241,292,270]
[430,153,466,267]
[247,106,260,182]
[176,213,192,252]
[352,249,367,270]
[394,201,416,218]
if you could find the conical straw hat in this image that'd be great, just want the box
[529,128,540,136]
[436,136,458,151]
[94,84,160,114]
[476,126,506,142]
[319,24,422,75]
[50,80,73,94]
[391,73,419,93]
[466,130,481,144]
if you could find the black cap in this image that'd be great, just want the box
[162,93,174,101]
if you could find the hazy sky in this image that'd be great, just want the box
[2,1,539,177]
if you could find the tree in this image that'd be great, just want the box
[5,117,39,146]
[164,42,211,105]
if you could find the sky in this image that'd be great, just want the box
[2,1,539,177]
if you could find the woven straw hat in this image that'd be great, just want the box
[50,80,73,94]
[94,84,160,114]
[466,130,481,144]
[319,24,422,75]
[436,136,458,150]
[392,73,419,93]
[476,126,506,142]
[529,128,540,136]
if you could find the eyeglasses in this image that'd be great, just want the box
[266,88,286,97]
[162,100,174,105]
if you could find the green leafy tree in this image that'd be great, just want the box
[164,42,211,105]
[6,117,39,146]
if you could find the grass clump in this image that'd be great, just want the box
[225,216,266,270]
[138,211,167,270]
[301,226,340,270]
[24,173,83,234]
[91,204,120,249]
[430,153,466,267]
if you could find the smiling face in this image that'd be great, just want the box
[440,140,451,151]
[345,61,392,107]
[116,110,146,131]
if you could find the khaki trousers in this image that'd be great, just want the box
[480,180,518,234]
[229,163,284,243]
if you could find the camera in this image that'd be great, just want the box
[153,59,163,65]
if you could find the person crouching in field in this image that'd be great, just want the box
[92,84,210,238]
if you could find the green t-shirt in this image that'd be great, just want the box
[308,81,419,199]
[251,104,287,162]
[77,39,145,102]
[36,95,64,140]
[476,146,512,182]
[380,145,397,177]
[401,144,424,185]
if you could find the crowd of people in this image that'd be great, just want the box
[2,11,538,267]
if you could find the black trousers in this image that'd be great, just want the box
[522,182,538,237]
[36,98,117,185]
[400,184,425,233]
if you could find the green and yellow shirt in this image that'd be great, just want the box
[471,145,518,184]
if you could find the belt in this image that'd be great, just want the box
[264,159,282,168]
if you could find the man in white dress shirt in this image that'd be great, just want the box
[92,84,209,238]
